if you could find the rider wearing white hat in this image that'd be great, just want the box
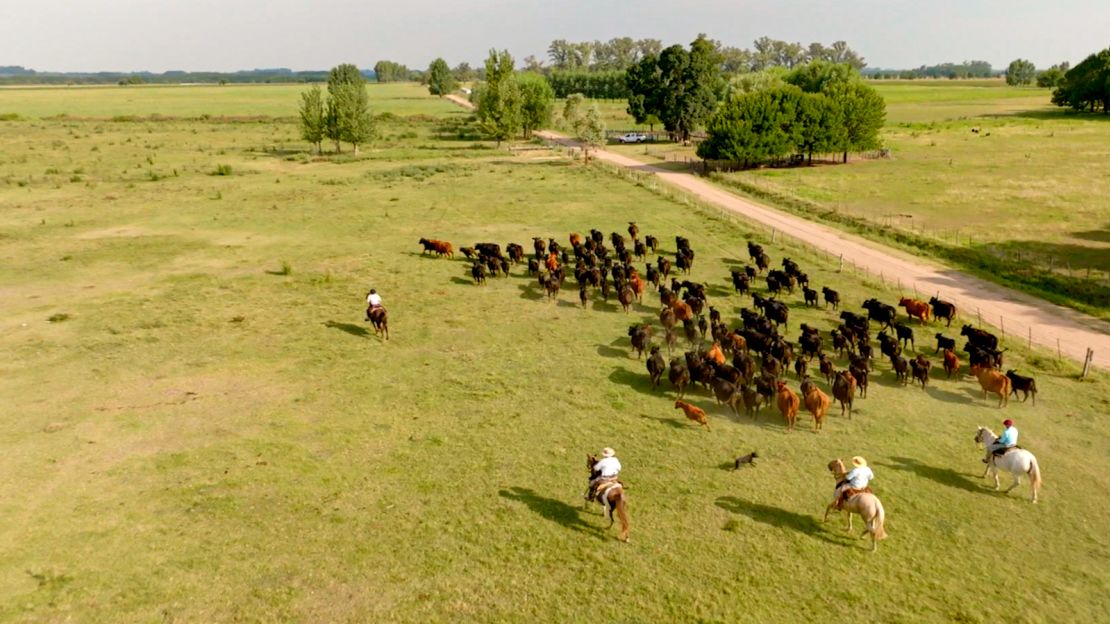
[834,456,874,510]
[586,447,622,501]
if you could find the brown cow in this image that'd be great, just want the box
[706,342,726,366]
[943,348,960,379]
[776,380,800,432]
[832,370,857,419]
[972,366,1011,407]
[899,297,930,324]
[671,300,694,322]
[569,232,583,247]
[674,400,710,431]
[802,384,830,432]
[545,252,560,273]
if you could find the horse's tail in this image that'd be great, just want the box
[615,492,630,542]
[871,498,888,541]
[1028,456,1043,498]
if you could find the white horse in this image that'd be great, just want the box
[975,427,1042,503]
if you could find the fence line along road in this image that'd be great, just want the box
[443,94,1109,369]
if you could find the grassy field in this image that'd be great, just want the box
[1,86,1109,622]
[599,83,1110,319]
[0,82,458,118]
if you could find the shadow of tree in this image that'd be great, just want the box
[879,456,989,495]
[498,487,605,540]
[714,496,843,545]
[1072,226,1110,244]
[323,320,371,338]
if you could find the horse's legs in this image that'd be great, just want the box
[992,470,1001,490]
[1004,472,1021,494]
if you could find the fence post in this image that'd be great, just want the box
[1027,327,1032,349]
[1082,349,1093,377]
[1000,316,1005,339]
[1057,338,1062,360]
[977,308,982,328]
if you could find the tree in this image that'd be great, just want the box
[796,92,845,164]
[325,64,366,153]
[577,104,607,162]
[1036,62,1069,88]
[1006,59,1037,86]
[330,83,375,154]
[785,60,859,94]
[452,62,476,82]
[517,72,554,138]
[475,49,522,146]
[825,81,885,162]
[426,58,456,96]
[626,35,722,142]
[298,85,326,153]
[1052,48,1110,113]
[563,93,586,131]
[373,60,409,82]
[697,86,804,166]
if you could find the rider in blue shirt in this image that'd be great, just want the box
[985,419,1018,463]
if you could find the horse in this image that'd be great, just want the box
[974,427,1042,503]
[585,454,630,542]
[823,458,885,551]
[368,307,389,341]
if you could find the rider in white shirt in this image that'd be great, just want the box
[586,447,621,501]
[833,455,874,509]
[365,289,383,321]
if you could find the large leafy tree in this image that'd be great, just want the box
[697,86,805,166]
[475,49,522,146]
[577,105,607,162]
[426,58,457,96]
[373,60,409,82]
[325,64,365,152]
[298,85,326,153]
[517,72,554,138]
[330,83,375,154]
[625,35,722,142]
[1052,48,1110,113]
[825,81,885,162]
[1005,59,1037,86]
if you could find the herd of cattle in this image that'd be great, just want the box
[421,226,1039,431]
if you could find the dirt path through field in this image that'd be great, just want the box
[445,94,1109,368]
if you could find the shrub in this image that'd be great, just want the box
[212,164,233,176]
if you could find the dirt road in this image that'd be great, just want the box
[445,94,1109,368]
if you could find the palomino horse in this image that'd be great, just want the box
[824,458,886,551]
[974,427,1042,503]
[368,307,389,341]
[585,454,630,542]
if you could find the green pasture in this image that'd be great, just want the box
[0,82,457,119]
[1,89,1108,622]
[596,84,1110,318]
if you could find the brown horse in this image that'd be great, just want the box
[368,307,389,341]
[585,454,630,542]
[824,458,885,551]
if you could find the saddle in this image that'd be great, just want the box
[588,477,623,502]
[991,445,1021,456]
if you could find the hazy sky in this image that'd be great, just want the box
[2,0,1106,72]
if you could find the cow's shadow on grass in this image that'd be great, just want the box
[516,283,545,301]
[607,366,661,398]
[597,344,631,359]
[323,320,371,338]
[878,457,990,495]
[450,276,473,286]
[498,487,605,541]
[640,413,697,430]
[715,496,842,545]
[926,385,975,404]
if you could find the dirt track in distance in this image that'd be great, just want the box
[446,94,1109,368]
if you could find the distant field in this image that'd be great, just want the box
[0,82,458,118]
[1,86,1108,622]
[596,83,1110,318]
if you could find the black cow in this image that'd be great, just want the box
[822,287,840,311]
[929,297,957,327]
[935,333,956,354]
[1005,370,1037,405]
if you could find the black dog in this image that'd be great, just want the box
[734,451,759,469]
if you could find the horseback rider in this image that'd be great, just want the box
[586,447,621,502]
[984,419,1018,464]
[365,288,383,321]
[833,456,874,510]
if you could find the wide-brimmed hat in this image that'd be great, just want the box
[1003,419,1013,427]
[851,456,867,467]
[601,447,615,458]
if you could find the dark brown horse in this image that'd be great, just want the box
[368,307,389,341]
[585,454,630,542]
